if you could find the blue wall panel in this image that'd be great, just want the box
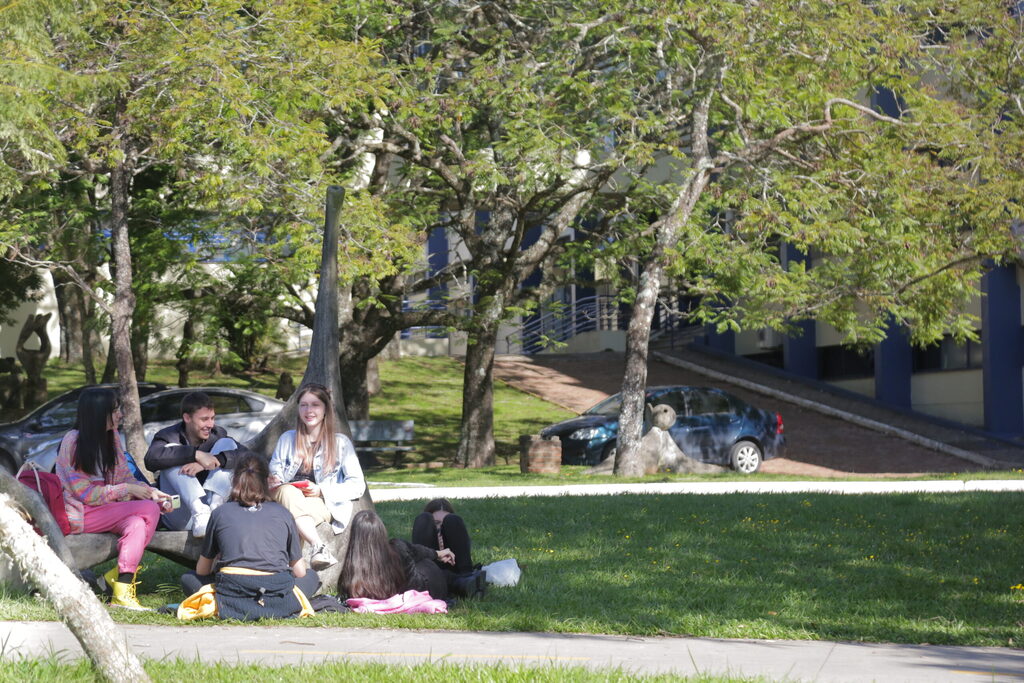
[982,264,1024,434]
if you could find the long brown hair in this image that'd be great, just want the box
[340,510,406,599]
[295,383,338,473]
[230,454,270,508]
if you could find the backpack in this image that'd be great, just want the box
[17,464,72,536]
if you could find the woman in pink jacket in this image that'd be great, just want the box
[56,387,171,610]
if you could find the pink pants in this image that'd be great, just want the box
[81,500,161,575]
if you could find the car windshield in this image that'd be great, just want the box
[585,395,622,416]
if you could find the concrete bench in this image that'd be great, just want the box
[350,419,415,468]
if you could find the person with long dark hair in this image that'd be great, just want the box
[56,387,171,611]
[180,454,318,619]
[268,383,364,571]
[341,509,486,601]
[412,498,476,575]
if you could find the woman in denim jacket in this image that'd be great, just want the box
[269,383,364,570]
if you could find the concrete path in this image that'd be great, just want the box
[2,620,1022,681]
[368,479,1024,502]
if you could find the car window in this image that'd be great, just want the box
[586,394,622,416]
[35,397,80,430]
[210,394,248,415]
[142,394,185,423]
[244,397,265,412]
[687,390,733,416]
[648,389,687,416]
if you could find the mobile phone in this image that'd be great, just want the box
[170,494,181,510]
[291,480,310,489]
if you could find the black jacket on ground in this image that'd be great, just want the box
[390,538,449,599]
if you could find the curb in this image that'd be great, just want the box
[368,479,1024,501]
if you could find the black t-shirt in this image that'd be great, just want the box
[201,501,301,573]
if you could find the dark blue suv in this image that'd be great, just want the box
[540,386,785,473]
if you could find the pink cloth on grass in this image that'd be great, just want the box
[346,590,447,614]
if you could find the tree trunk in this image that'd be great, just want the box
[614,262,663,477]
[367,356,381,397]
[108,134,148,473]
[0,493,150,682]
[176,314,194,387]
[100,331,117,384]
[456,314,500,468]
[131,321,149,382]
[80,292,98,384]
[340,354,370,421]
[52,270,81,364]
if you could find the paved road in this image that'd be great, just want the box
[2,621,1023,681]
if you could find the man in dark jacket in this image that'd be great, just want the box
[144,391,254,537]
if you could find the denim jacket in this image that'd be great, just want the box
[269,430,365,534]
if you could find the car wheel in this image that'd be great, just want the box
[730,440,762,474]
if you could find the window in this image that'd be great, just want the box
[210,394,247,415]
[818,345,875,380]
[141,395,184,423]
[36,397,80,430]
[912,333,983,372]
[687,390,732,415]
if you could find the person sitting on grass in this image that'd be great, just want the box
[268,383,365,571]
[412,497,476,575]
[341,509,485,601]
[56,388,172,611]
[180,454,318,620]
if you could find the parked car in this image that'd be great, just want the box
[539,386,785,473]
[0,385,284,474]
[0,383,168,474]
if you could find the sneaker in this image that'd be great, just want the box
[310,543,338,571]
[109,573,152,612]
[189,508,211,538]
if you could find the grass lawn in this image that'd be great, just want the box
[3,492,1022,648]
[0,659,762,682]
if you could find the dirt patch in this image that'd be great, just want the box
[492,352,983,478]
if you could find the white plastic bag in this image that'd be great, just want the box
[482,558,521,586]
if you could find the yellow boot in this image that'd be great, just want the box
[107,567,151,611]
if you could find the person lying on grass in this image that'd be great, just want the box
[340,509,486,601]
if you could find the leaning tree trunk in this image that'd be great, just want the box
[247,186,373,593]
[456,310,502,468]
[614,262,663,477]
[0,493,149,682]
